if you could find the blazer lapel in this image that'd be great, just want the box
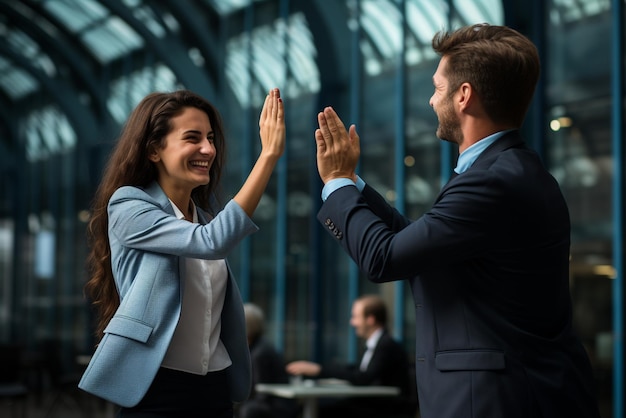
[144,181,175,215]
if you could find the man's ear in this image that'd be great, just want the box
[457,82,473,111]
[458,82,486,119]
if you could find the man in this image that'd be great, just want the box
[237,303,299,418]
[286,295,415,418]
[313,24,600,418]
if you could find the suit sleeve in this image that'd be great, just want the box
[317,170,506,281]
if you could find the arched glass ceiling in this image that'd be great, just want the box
[452,0,502,25]
[226,11,320,108]
[223,0,504,107]
[22,105,76,161]
[0,56,39,100]
[357,0,504,77]
[549,0,610,24]
[204,0,254,16]
[41,0,146,64]
[2,0,185,163]
[1,0,605,162]
[107,64,181,124]
[0,7,58,100]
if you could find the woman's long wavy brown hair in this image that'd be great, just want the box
[84,90,226,340]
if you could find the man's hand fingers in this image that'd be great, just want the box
[349,124,360,147]
[317,111,333,145]
[323,107,346,137]
[318,107,349,152]
[315,128,325,152]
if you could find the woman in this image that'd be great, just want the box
[78,88,285,417]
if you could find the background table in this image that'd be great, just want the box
[255,381,400,418]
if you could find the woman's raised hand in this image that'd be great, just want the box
[234,88,286,217]
[258,88,285,159]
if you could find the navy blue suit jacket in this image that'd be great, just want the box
[317,131,600,418]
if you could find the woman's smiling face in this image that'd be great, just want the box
[150,106,216,196]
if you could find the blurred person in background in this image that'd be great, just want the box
[237,303,299,418]
[286,294,416,418]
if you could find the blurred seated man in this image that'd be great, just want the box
[286,294,417,418]
[237,303,299,418]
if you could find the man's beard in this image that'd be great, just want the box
[435,100,462,145]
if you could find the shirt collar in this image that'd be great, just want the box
[365,328,384,350]
[454,129,515,174]
[169,199,198,223]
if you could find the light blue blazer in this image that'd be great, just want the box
[79,182,256,407]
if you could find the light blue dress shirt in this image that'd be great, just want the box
[453,130,514,174]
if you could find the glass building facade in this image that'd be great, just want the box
[0,0,623,416]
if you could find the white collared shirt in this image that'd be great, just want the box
[160,200,232,375]
[359,328,383,371]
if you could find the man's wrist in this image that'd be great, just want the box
[321,176,365,201]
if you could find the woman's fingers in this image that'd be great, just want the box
[260,88,282,126]
[259,91,270,126]
[258,88,285,158]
